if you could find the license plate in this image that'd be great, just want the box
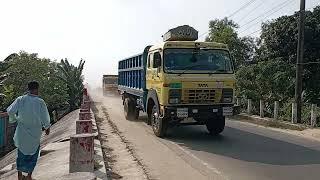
[181,118,196,123]
[177,108,188,118]
[223,107,233,116]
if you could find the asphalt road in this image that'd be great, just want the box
[97,94,320,180]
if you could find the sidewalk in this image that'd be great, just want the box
[230,114,320,143]
[0,110,107,180]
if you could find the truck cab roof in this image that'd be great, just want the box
[149,41,229,52]
[103,75,118,77]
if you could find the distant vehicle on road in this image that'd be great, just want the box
[102,75,118,96]
[118,25,235,137]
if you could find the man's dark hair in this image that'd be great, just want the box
[28,81,39,91]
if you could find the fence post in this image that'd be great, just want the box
[69,133,95,173]
[76,120,93,134]
[247,99,252,115]
[80,103,90,112]
[274,101,279,120]
[52,110,57,123]
[236,98,240,106]
[311,104,317,127]
[260,100,264,118]
[292,102,297,124]
[79,112,92,120]
[56,172,96,180]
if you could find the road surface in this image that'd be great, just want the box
[94,93,320,180]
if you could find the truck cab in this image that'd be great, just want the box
[102,75,118,96]
[118,25,235,137]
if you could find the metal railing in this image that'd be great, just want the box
[0,114,16,157]
[234,97,319,127]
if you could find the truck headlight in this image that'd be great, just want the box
[169,98,180,104]
[223,97,232,103]
[222,89,233,103]
[169,89,181,104]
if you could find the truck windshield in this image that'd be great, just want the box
[164,49,233,74]
[104,79,118,84]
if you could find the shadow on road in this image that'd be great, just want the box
[166,125,320,166]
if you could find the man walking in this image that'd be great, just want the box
[6,81,51,180]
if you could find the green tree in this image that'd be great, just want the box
[0,70,7,100]
[0,54,15,106]
[205,17,256,69]
[1,51,68,115]
[235,6,320,121]
[257,6,320,104]
[58,59,85,111]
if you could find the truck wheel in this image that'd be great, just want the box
[206,116,225,135]
[151,104,167,137]
[124,98,138,120]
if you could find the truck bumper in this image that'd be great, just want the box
[163,105,233,121]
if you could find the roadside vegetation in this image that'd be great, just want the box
[0,51,85,123]
[206,6,320,124]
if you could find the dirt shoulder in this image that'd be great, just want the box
[92,102,149,180]
[90,92,226,180]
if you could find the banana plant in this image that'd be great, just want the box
[57,59,85,111]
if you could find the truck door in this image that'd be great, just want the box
[146,51,163,96]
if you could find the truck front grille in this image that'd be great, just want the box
[182,89,217,104]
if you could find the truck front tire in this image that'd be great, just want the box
[124,98,139,120]
[151,104,168,137]
[206,116,225,135]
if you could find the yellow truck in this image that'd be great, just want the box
[102,75,118,96]
[118,25,235,137]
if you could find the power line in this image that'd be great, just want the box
[242,1,320,37]
[306,1,320,10]
[199,0,258,40]
[239,0,294,30]
[228,0,258,18]
[240,0,296,36]
[198,31,208,40]
[237,0,265,24]
[245,29,262,36]
[239,0,295,34]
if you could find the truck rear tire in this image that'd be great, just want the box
[124,98,139,120]
[151,104,168,137]
[206,116,225,135]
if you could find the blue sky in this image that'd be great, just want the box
[0,0,318,87]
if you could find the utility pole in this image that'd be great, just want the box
[295,0,306,123]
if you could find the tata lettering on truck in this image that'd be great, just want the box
[118,25,235,137]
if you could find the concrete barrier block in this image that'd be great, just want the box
[69,133,95,173]
[79,112,92,120]
[83,95,90,102]
[55,172,96,180]
[76,120,93,134]
[83,100,91,106]
[80,103,90,111]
